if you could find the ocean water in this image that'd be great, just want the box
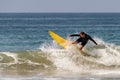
[0,13,120,80]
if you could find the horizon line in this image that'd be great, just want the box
[1,12,120,13]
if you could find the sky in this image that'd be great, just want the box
[0,0,120,13]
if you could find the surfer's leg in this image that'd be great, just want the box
[72,41,78,44]
[79,45,84,50]
[80,42,87,50]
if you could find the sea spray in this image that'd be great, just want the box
[40,37,120,73]
[0,37,118,75]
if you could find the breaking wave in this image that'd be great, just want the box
[0,37,120,76]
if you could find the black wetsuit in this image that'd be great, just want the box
[70,34,97,46]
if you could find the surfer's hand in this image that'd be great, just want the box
[67,34,71,37]
[96,43,99,45]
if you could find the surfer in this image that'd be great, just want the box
[69,32,98,50]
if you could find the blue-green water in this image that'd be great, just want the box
[0,13,120,51]
[0,13,120,80]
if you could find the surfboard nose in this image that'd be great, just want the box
[48,30,67,48]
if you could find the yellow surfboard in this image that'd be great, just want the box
[48,30,68,48]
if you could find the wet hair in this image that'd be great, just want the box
[80,32,85,35]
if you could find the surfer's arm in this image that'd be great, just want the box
[89,36,98,45]
[69,34,80,37]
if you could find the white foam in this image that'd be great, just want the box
[1,52,18,64]
[39,37,120,73]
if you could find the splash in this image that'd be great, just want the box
[39,37,120,74]
[0,37,120,76]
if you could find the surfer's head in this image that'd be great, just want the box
[80,32,86,38]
